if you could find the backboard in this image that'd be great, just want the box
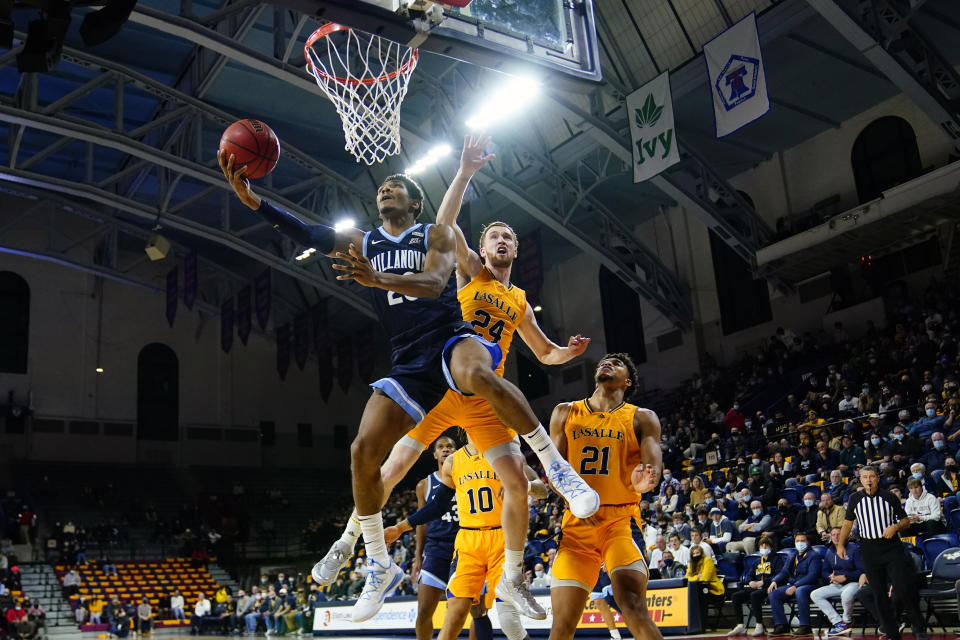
[283,0,602,88]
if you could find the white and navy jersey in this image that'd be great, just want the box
[845,488,908,540]
[363,223,461,351]
[425,472,459,543]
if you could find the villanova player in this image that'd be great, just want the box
[218,143,598,623]
[548,354,664,640]
[385,433,546,640]
[313,136,590,619]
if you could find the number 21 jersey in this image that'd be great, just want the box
[563,400,642,506]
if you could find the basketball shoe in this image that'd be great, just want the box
[311,539,353,586]
[351,558,403,622]
[495,573,546,620]
[546,459,599,519]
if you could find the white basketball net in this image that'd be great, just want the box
[305,24,419,165]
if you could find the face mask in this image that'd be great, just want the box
[844,395,851,401]
[535,571,544,578]
[758,548,771,557]
[871,438,881,446]
[705,498,714,505]
[733,404,740,410]
[926,408,937,417]
[752,458,760,465]
[663,474,671,482]
[934,440,945,450]
[795,542,808,553]
[894,434,904,441]
[804,499,814,508]
[752,508,763,516]
[745,421,753,428]
[778,504,788,512]
[946,465,958,472]
[662,558,673,566]
[862,387,870,394]
[912,472,923,480]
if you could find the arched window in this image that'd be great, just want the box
[851,116,922,203]
[0,271,30,373]
[137,343,179,441]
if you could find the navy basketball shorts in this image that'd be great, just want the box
[419,538,456,590]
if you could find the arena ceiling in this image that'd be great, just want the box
[0,0,958,333]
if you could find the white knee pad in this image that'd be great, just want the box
[495,600,527,640]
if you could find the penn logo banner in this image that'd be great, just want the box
[704,13,769,137]
[627,71,679,182]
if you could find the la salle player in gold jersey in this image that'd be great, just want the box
[548,353,664,640]
[385,434,547,640]
[315,136,594,618]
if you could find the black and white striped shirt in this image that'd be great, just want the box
[845,489,907,541]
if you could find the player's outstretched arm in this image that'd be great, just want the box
[411,476,429,583]
[218,150,362,255]
[516,304,590,366]
[333,224,456,297]
[384,455,456,544]
[632,408,662,494]
[435,135,492,280]
[548,403,573,460]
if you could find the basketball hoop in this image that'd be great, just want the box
[305,23,419,165]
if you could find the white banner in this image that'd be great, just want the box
[626,71,679,183]
[703,12,769,137]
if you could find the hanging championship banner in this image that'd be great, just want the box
[704,12,770,137]
[356,326,375,383]
[183,250,198,310]
[337,336,353,393]
[627,71,680,182]
[165,267,178,327]
[255,268,271,331]
[236,285,252,346]
[516,228,543,306]
[277,322,291,381]
[220,297,234,354]
[294,313,310,371]
[313,303,333,402]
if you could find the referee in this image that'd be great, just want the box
[836,465,927,640]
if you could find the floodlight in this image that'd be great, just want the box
[334,218,356,232]
[466,76,541,130]
[406,143,453,175]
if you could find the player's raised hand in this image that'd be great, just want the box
[459,134,495,177]
[383,524,404,545]
[333,243,380,288]
[632,463,659,494]
[217,149,261,210]
[566,334,591,358]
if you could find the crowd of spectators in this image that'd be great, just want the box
[0,554,44,640]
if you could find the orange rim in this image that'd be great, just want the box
[304,22,419,86]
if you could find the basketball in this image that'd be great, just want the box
[219,119,280,179]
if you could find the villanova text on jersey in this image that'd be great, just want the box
[363,223,461,349]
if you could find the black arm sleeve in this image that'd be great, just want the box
[406,483,455,527]
[258,199,336,252]
[844,493,859,521]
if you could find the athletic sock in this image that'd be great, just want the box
[472,614,493,640]
[503,549,524,583]
[357,512,390,566]
[338,510,362,548]
[521,424,564,467]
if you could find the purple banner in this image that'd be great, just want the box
[236,285,251,346]
[337,336,353,393]
[165,267,178,327]
[255,268,271,331]
[220,297,234,354]
[516,228,544,306]
[294,312,309,371]
[356,326,375,383]
[276,322,291,381]
[313,303,333,402]
[183,250,198,310]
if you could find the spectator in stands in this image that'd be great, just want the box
[136,597,151,636]
[217,594,237,634]
[838,389,859,415]
[648,536,667,575]
[244,593,267,632]
[667,533,689,566]
[689,528,715,561]
[795,444,818,481]
[904,477,945,536]
[109,597,129,639]
[26,599,45,638]
[271,588,293,634]
[669,512,690,542]
[937,457,959,498]
[657,550,683,579]
[908,401,947,440]
[725,402,746,432]
[706,507,734,553]
[74,597,88,625]
[919,432,949,472]
[190,592,210,636]
[793,492,819,540]
[727,536,782,637]
[531,563,550,589]
[89,595,105,624]
[866,429,886,466]
[169,590,184,622]
[826,470,847,504]
[727,501,770,555]
[689,477,709,507]
[766,532,823,636]
[102,556,117,578]
[62,568,81,596]
[234,589,252,625]
[658,469,680,498]
[815,441,841,473]
[686,544,724,627]
[300,584,322,633]
[883,424,920,473]
[816,494,846,543]
[810,527,863,636]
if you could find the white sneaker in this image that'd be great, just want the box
[351,558,403,622]
[494,573,546,620]
[546,460,599,519]
[749,624,766,636]
[728,624,747,636]
[311,539,353,586]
